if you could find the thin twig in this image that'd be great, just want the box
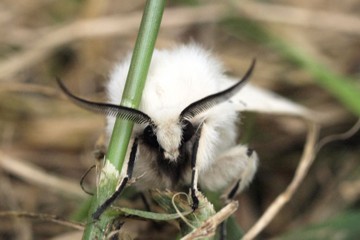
[316,118,360,153]
[181,201,239,240]
[0,82,63,98]
[0,211,84,230]
[242,121,319,240]
[0,151,86,199]
[0,171,32,240]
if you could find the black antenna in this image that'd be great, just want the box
[56,77,153,125]
[180,59,256,120]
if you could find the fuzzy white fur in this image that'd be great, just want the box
[106,44,258,194]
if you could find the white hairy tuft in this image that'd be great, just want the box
[105,44,256,194]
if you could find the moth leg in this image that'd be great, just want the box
[218,179,244,240]
[190,124,204,210]
[222,147,257,201]
[140,192,151,212]
[218,180,242,240]
[219,222,227,240]
[216,146,258,240]
[199,144,258,203]
[92,138,139,220]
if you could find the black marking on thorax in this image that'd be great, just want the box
[141,136,191,188]
[140,121,197,188]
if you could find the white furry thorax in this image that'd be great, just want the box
[107,44,225,112]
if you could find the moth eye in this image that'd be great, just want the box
[143,125,159,148]
[182,120,195,142]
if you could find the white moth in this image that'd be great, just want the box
[57,44,259,219]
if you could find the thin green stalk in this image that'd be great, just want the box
[82,1,166,239]
[109,0,166,172]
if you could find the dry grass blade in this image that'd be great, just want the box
[181,201,239,240]
[0,13,141,82]
[0,4,225,82]
[0,151,86,199]
[234,1,360,35]
[0,83,62,98]
[0,211,84,230]
[242,121,320,240]
[1,2,358,81]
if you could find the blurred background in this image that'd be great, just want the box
[0,0,359,239]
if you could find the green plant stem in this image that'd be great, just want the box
[82,1,166,239]
[109,0,165,172]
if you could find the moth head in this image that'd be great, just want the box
[142,118,195,161]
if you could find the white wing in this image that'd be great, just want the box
[225,78,313,119]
